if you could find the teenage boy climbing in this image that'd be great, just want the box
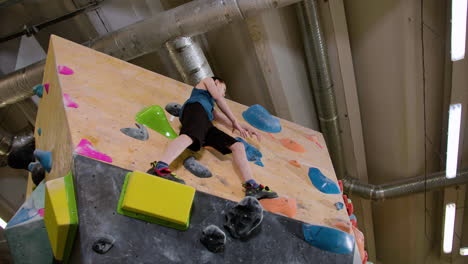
[147,76,278,200]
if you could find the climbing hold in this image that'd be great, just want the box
[63,93,79,108]
[28,162,45,186]
[305,134,324,149]
[235,137,264,167]
[32,84,44,98]
[92,237,115,254]
[44,173,78,263]
[117,171,195,230]
[33,149,52,173]
[302,224,355,254]
[242,104,282,133]
[37,128,42,136]
[335,202,344,211]
[224,196,263,239]
[352,226,367,264]
[183,156,212,178]
[120,123,149,141]
[280,138,306,153]
[288,160,301,168]
[308,168,340,194]
[349,214,357,227]
[57,65,74,75]
[44,83,50,94]
[165,102,182,117]
[338,180,343,193]
[200,225,226,253]
[74,139,112,163]
[259,197,297,218]
[135,105,177,139]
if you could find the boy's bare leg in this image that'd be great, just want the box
[159,134,193,164]
[229,142,254,182]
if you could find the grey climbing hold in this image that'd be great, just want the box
[165,103,182,117]
[200,225,226,253]
[183,156,212,178]
[120,123,149,141]
[92,237,115,254]
[224,196,263,239]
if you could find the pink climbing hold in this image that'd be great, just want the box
[75,139,112,163]
[63,93,79,108]
[44,83,50,94]
[38,208,45,217]
[57,65,74,75]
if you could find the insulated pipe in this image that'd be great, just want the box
[342,169,468,201]
[0,0,302,107]
[296,0,346,179]
[165,37,213,86]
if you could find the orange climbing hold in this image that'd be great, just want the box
[305,134,324,149]
[352,226,368,264]
[259,197,297,218]
[289,160,301,168]
[330,219,352,234]
[279,138,306,153]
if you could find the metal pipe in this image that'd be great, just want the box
[0,0,302,108]
[342,169,468,201]
[296,0,346,179]
[166,36,214,86]
[0,129,34,167]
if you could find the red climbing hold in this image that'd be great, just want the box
[63,93,79,108]
[338,180,343,193]
[44,83,50,94]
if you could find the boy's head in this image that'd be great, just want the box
[212,76,226,97]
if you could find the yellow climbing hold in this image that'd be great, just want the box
[118,171,195,230]
[44,172,78,262]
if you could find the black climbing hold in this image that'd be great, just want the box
[29,162,45,186]
[120,123,149,141]
[165,103,182,117]
[224,197,263,239]
[7,140,35,170]
[200,225,226,253]
[183,156,212,178]
[92,237,115,254]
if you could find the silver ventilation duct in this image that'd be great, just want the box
[0,0,302,108]
[296,0,346,179]
[342,169,468,201]
[165,37,213,86]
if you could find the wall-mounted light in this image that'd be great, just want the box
[460,247,468,256]
[443,203,457,254]
[452,0,468,61]
[0,217,6,229]
[446,104,462,179]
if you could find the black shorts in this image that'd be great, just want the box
[180,103,238,155]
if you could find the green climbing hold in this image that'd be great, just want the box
[135,105,177,139]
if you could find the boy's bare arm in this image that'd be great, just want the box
[213,109,233,129]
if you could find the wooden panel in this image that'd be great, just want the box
[34,35,349,226]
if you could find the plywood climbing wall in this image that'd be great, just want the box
[33,35,350,228]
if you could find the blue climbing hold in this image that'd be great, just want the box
[335,202,344,210]
[32,84,44,98]
[302,224,355,254]
[349,214,357,222]
[308,168,340,194]
[236,137,264,167]
[242,104,281,133]
[33,149,52,173]
[37,128,42,136]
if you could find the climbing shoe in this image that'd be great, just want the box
[243,182,278,200]
[147,161,185,184]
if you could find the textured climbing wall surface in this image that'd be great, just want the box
[34,35,349,227]
[71,155,353,263]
